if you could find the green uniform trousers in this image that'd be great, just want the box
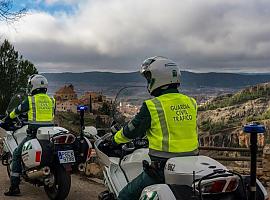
[118,170,164,200]
[10,136,32,186]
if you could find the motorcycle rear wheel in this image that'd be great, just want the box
[44,165,71,200]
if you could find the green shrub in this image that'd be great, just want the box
[199,119,229,135]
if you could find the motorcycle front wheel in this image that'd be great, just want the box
[44,165,71,200]
[2,151,12,178]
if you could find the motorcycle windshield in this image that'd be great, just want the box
[112,86,151,126]
[6,93,27,114]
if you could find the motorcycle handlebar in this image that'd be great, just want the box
[99,138,148,158]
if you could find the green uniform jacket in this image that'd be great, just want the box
[10,93,55,122]
[114,88,199,158]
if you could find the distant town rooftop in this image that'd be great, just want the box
[55,84,76,95]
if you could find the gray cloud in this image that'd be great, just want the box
[1,0,270,73]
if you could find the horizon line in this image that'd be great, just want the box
[40,70,270,75]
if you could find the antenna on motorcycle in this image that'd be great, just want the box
[243,122,265,200]
[77,105,88,139]
[77,105,88,162]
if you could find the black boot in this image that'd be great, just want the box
[4,186,21,196]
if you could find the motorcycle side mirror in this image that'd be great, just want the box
[84,126,98,137]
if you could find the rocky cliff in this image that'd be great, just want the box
[198,82,270,147]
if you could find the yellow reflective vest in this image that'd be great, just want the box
[28,94,55,124]
[145,93,198,154]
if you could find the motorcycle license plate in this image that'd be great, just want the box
[58,150,76,164]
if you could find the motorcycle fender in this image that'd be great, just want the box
[139,184,176,200]
[84,136,92,162]
[62,164,72,172]
[106,163,128,196]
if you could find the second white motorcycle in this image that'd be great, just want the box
[1,94,92,200]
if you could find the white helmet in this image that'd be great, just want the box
[140,56,181,94]
[27,74,48,94]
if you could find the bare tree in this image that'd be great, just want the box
[0,0,26,22]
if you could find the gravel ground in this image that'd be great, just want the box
[0,164,105,200]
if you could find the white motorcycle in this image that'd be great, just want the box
[83,87,268,200]
[0,93,92,200]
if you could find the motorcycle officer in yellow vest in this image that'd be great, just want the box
[113,56,199,200]
[4,74,55,196]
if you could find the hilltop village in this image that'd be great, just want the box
[53,84,140,131]
[54,84,106,113]
[53,84,111,127]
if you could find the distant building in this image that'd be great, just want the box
[80,91,107,112]
[55,84,79,113]
[56,99,80,113]
[81,92,106,103]
[54,84,77,102]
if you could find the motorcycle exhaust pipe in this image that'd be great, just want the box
[27,166,50,179]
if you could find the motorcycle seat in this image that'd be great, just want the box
[28,123,55,130]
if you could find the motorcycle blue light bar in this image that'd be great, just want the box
[243,123,265,134]
[77,105,88,111]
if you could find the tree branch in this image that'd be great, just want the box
[0,0,26,22]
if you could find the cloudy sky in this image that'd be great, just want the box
[1,0,270,73]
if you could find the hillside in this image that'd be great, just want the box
[43,71,270,94]
[199,83,270,111]
[44,71,144,86]
[198,82,270,147]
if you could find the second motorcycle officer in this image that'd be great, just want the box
[113,56,199,200]
[4,74,55,196]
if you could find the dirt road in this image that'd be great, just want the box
[0,164,105,200]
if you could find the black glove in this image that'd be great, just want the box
[107,134,119,147]
[111,137,119,147]
[100,135,119,149]
[98,136,120,156]
[134,139,149,148]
